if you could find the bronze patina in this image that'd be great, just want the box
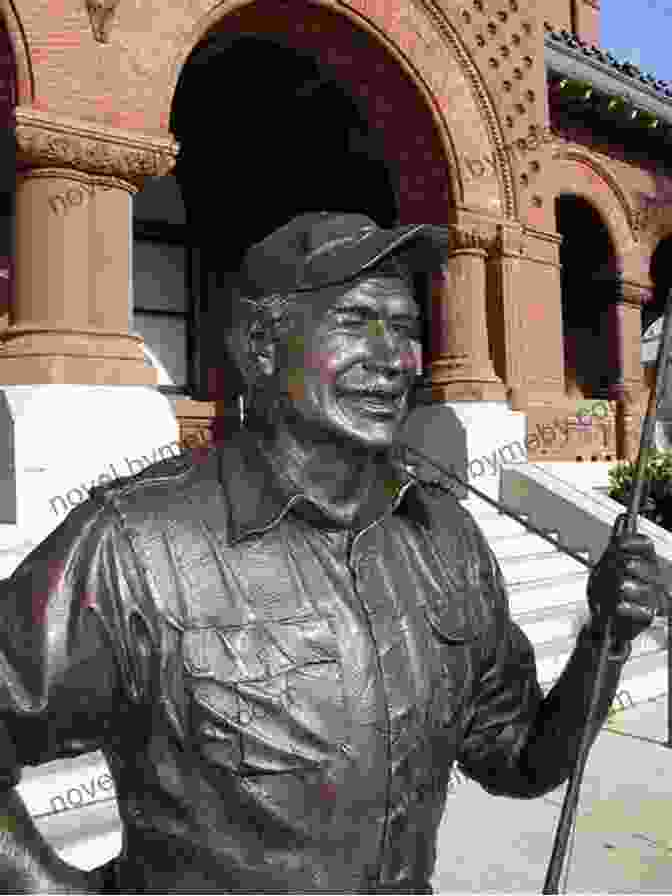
[0,212,661,893]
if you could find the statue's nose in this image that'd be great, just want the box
[363,320,405,373]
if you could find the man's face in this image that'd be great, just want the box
[275,273,422,449]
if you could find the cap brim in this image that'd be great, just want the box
[359,224,450,276]
[296,223,450,292]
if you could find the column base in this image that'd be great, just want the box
[425,357,507,403]
[419,380,508,402]
[0,385,179,567]
[0,326,156,385]
[398,401,526,500]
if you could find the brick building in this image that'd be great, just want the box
[0,0,669,560]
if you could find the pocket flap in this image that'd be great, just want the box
[424,606,481,645]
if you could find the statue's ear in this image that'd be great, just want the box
[247,318,276,379]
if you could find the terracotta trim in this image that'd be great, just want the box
[14,107,179,187]
[17,166,135,195]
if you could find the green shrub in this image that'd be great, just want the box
[608,449,672,524]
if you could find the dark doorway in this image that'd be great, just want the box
[555,194,619,399]
[171,34,400,403]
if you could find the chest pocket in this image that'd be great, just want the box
[424,602,482,730]
[182,613,346,775]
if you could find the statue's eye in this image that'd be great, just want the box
[391,318,419,335]
[335,311,368,326]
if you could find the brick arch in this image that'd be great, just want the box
[164,0,510,223]
[0,6,29,108]
[553,151,641,405]
[552,151,638,271]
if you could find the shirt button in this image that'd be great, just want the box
[338,742,355,759]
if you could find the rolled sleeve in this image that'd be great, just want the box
[0,497,154,773]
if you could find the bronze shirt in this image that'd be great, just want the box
[0,430,625,893]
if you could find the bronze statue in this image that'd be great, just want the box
[0,211,662,893]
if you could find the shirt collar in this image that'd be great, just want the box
[215,428,430,544]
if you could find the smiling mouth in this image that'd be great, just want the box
[339,391,406,417]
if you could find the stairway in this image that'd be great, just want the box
[461,495,669,706]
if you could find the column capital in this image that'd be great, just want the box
[443,225,490,255]
[621,279,652,308]
[14,107,179,189]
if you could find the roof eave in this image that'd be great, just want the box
[544,36,672,127]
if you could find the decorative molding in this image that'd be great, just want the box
[621,280,652,307]
[487,223,525,257]
[444,226,490,253]
[85,0,120,43]
[18,166,135,195]
[416,0,517,220]
[14,107,178,187]
[557,147,642,245]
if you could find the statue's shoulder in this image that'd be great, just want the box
[87,441,230,538]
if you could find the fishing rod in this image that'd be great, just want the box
[542,285,672,893]
[399,286,672,895]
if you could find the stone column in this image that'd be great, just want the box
[605,275,625,401]
[427,227,506,403]
[0,109,182,558]
[4,108,178,384]
[616,280,649,459]
[403,226,525,501]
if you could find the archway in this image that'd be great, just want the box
[170,0,454,410]
[555,194,619,399]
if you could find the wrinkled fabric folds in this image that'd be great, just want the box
[0,431,627,893]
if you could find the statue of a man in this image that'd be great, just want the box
[0,212,661,893]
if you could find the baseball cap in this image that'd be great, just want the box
[238,211,449,301]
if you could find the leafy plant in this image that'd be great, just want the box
[608,449,672,525]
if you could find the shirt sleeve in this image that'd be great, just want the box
[457,523,626,799]
[0,496,155,773]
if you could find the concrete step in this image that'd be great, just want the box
[615,646,670,707]
[536,621,668,689]
[508,570,590,616]
[514,599,589,646]
[460,496,507,519]
[469,512,530,539]
[487,531,563,560]
[499,550,589,584]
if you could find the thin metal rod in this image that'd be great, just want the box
[399,444,594,569]
[546,285,672,891]
[626,288,672,535]
[542,613,615,892]
[403,285,672,891]
[647,291,672,749]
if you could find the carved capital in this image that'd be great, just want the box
[621,279,652,308]
[14,107,178,188]
[444,226,489,254]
